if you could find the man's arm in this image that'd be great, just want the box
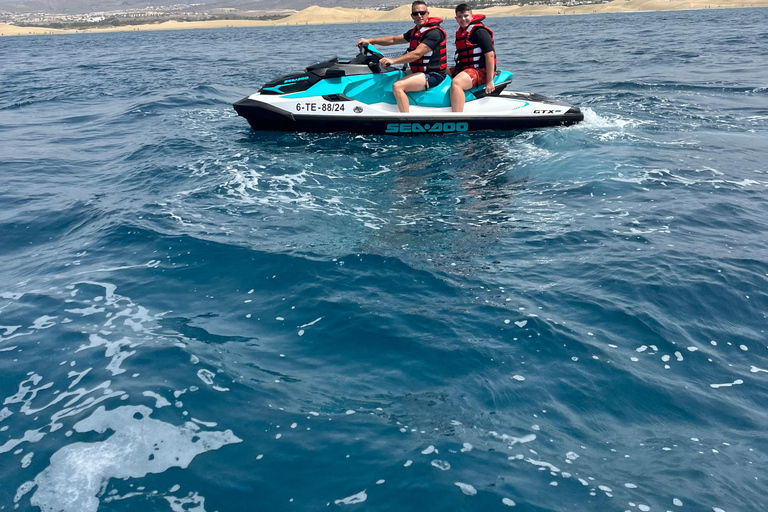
[484,51,496,94]
[379,42,431,67]
[473,28,496,94]
[357,35,407,47]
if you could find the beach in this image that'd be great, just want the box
[2,0,767,36]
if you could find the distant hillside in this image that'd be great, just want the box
[0,0,397,14]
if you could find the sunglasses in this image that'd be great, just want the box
[411,11,428,17]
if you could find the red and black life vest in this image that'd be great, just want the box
[455,14,496,72]
[407,17,448,74]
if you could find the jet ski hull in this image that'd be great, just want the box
[233,92,583,135]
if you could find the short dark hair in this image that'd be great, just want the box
[455,3,472,13]
[412,1,427,10]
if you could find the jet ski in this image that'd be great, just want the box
[233,44,583,135]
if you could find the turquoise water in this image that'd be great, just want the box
[2,8,768,512]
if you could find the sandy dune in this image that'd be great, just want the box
[2,0,767,36]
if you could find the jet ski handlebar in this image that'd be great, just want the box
[355,43,396,73]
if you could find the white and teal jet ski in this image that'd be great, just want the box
[233,44,583,135]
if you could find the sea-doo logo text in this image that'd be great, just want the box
[385,122,469,134]
[284,76,309,83]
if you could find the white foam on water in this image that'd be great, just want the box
[19,451,34,468]
[219,164,389,230]
[0,428,46,455]
[490,431,536,445]
[30,316,57,330]
[76,334,137,376]
[431,460,451,471]
[3,369,127,434]
[64,305,105,316]
[461,443,473,452]
[143,391,171,408]
[102,491,144,503]
[455,482,477,496]
[731,179,762,187]
[197,369,215,386]
[14,481,35,504]
[421,445,436,455]
[165,492,206,512]
[710,380,743,389]
[0,325,22,336]
[334,490,367,505]
[298,317,323,329]
[526,458,560,473]
[574,108,638,141]
[23,405,241,512]
[191,418,217,428]
[502,497,516,506]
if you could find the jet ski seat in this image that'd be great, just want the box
[408,76,452,108]
[408,70,514,108]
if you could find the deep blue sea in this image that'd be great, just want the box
[2,7,768,512]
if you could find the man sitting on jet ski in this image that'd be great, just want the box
[356,0,448,113]
[449,4,496,112]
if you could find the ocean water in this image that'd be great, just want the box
[2,7,768,512]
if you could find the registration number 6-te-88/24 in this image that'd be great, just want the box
[295,103,344,112]
[386,122,469,133]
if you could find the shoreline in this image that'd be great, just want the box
[2,0,767,36]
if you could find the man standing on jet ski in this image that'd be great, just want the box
[356,1,447,113]
[449,4,496,112]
